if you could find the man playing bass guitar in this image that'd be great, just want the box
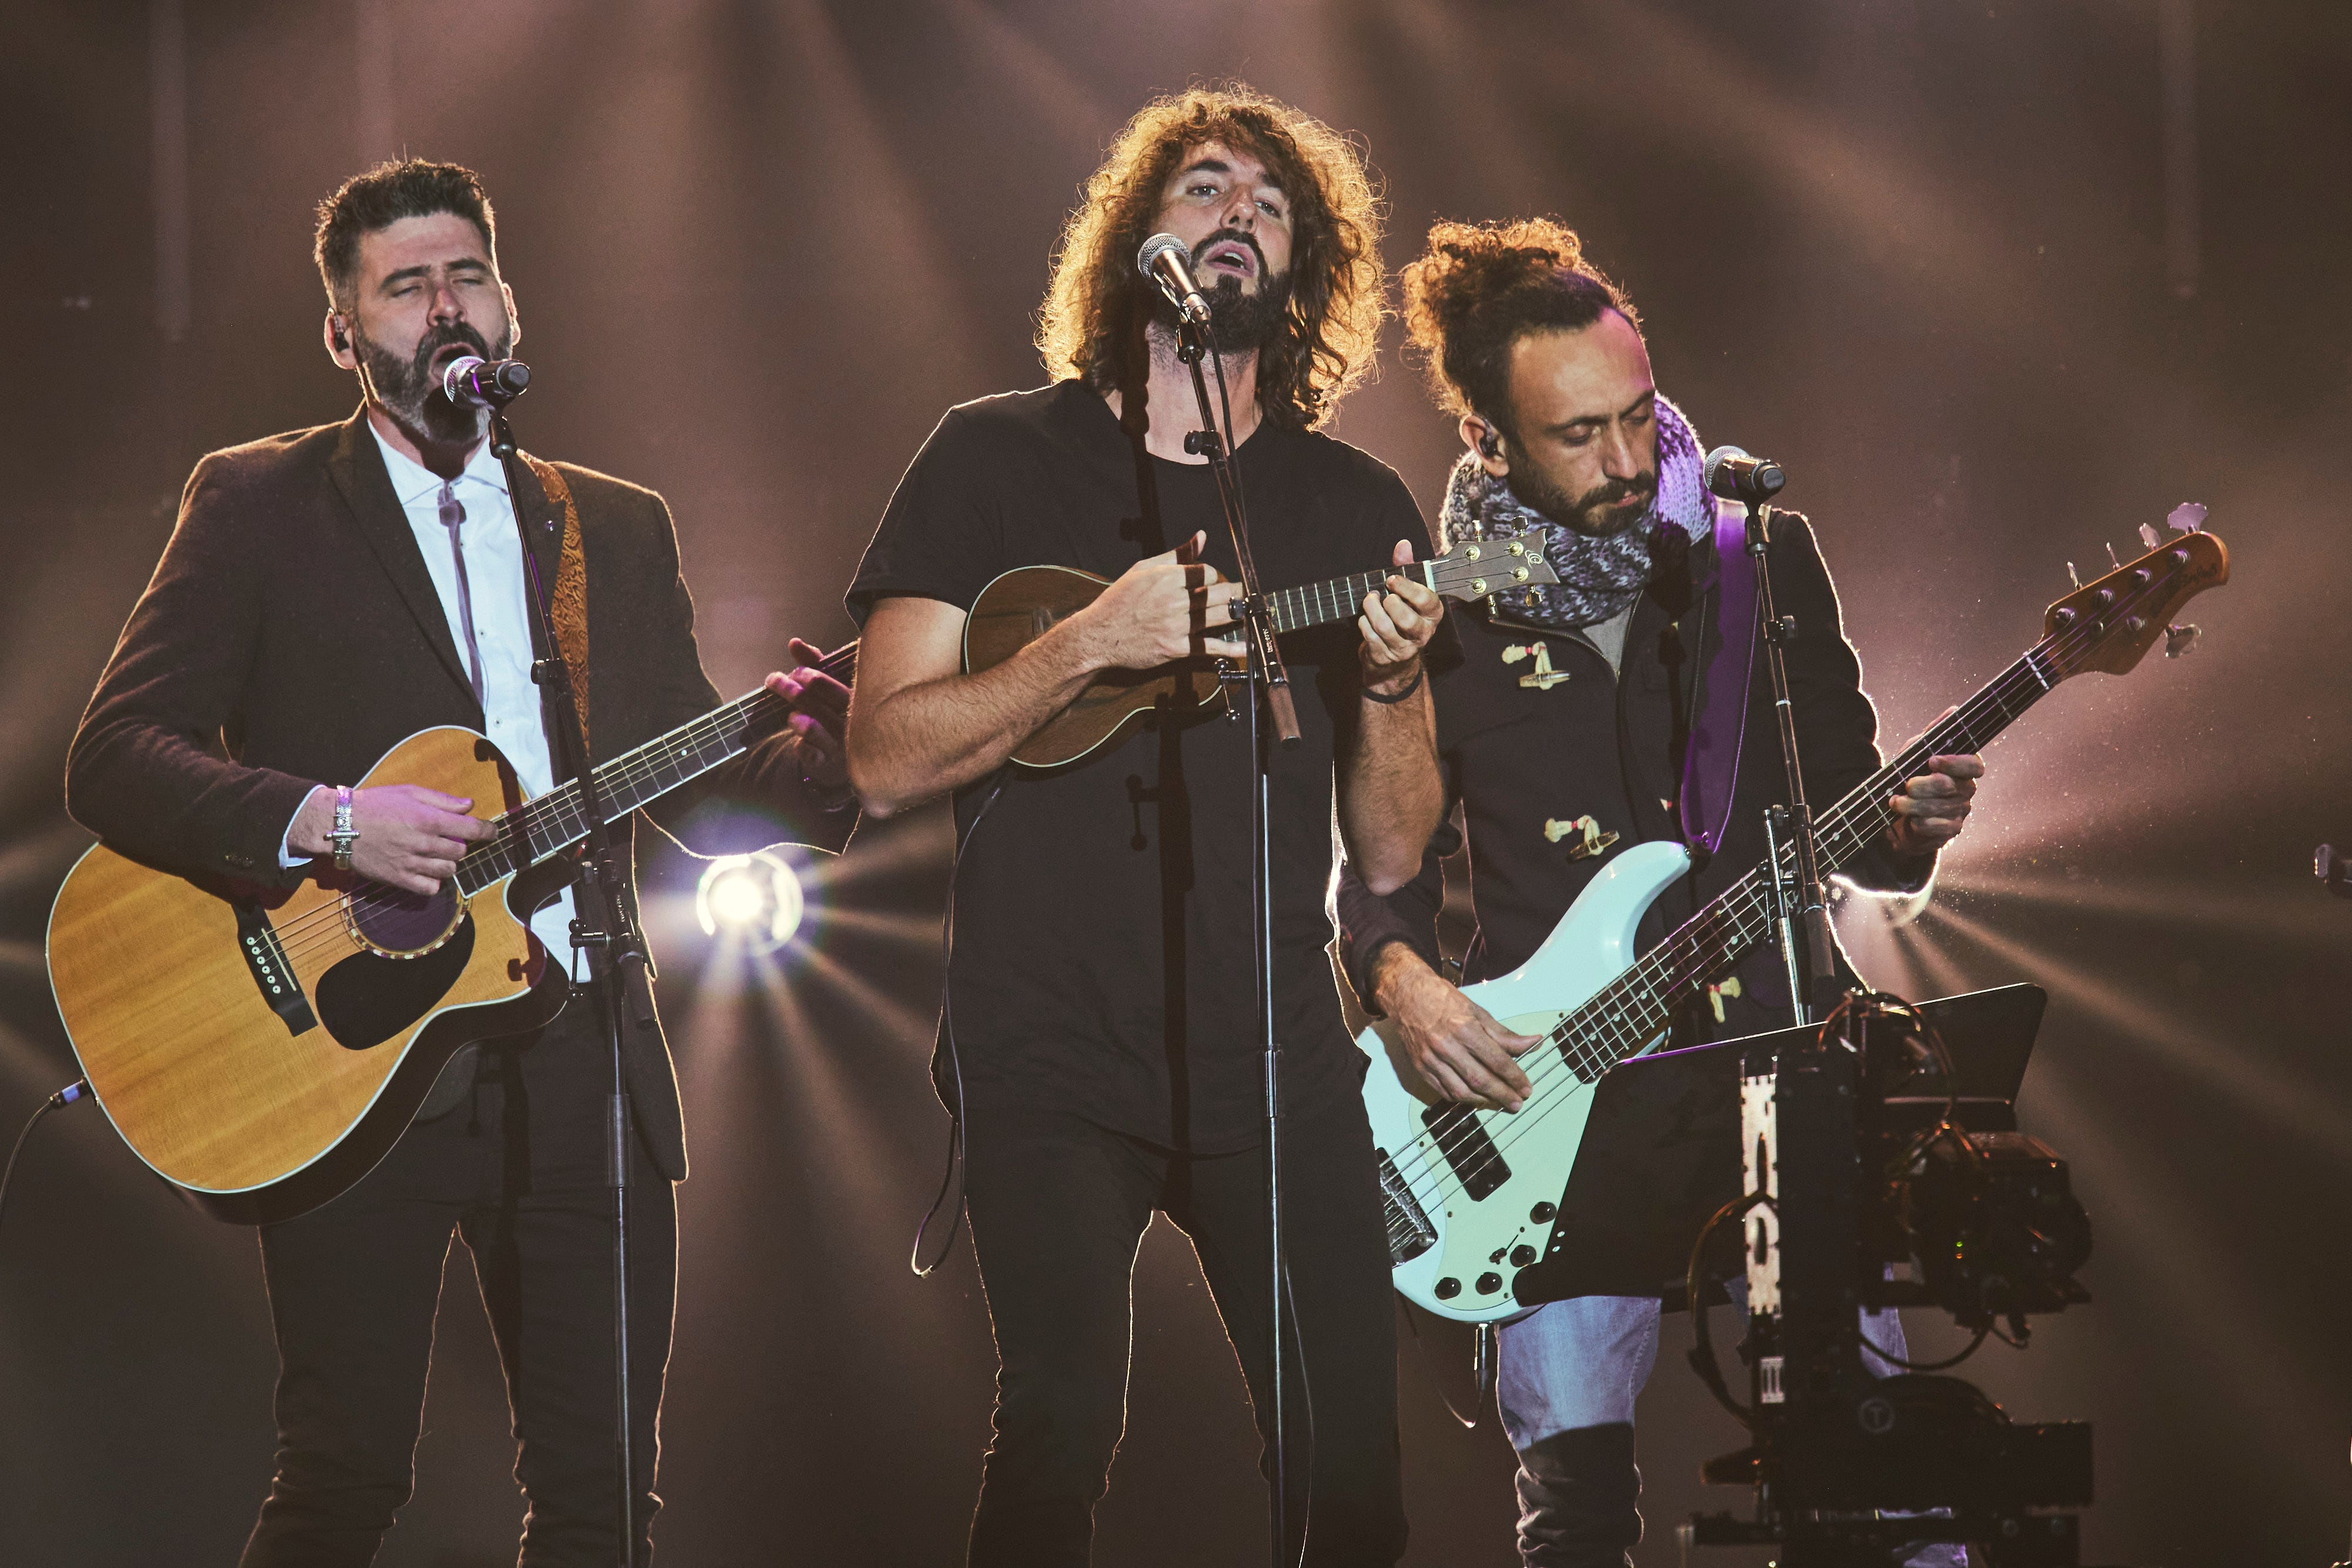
[64,158,851,1566]
[1337,219,1982,1568]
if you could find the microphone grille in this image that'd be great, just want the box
[442,354,486,399]
[1702,444,1749,487]
[1137,232,1189,273]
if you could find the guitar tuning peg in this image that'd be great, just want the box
[2104,542,2124,570]
[2066,561,2082,589]
[2164,623,2201,658]
[2167,502,2209,533]
[2139,522,2161,551]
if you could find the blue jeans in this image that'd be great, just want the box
[1495,1294,1963,1568]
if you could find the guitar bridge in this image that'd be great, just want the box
[1377,1148,1436,1265]
[235,899,318,1037]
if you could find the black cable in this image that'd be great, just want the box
[1868,1324,1991,1373]
[1685,1189,1769,1427]
[0,1081,91,1238]
[911,764,1011,1276]
[1395,1297,1498,1432]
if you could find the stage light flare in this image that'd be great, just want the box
[694,850,806,952]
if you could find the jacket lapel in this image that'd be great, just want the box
[325,408,482,717]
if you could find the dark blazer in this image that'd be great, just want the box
[66,407,850,1182]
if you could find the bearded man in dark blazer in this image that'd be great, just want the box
[65,158,850,1567]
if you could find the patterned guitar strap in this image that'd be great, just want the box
[521,453,591,753]
[415,454,591,1125]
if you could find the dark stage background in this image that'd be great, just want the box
[3,3,2347,1564]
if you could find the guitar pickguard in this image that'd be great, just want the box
[313,913,478,1051]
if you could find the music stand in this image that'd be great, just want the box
[1517,982,2048,1310]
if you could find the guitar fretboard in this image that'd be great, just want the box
[452,644,856,897]
[1542,639,2063,1078]
[1262,570,1409,635]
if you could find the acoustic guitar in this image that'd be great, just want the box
[46,643,856,1224]
[962,530,1561,767]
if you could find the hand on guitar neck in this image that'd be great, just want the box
[762,635,854,797]
[1885,746,1985,860]
[288,784,493,895]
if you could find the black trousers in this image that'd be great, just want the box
[961,1086,1408,1567]
[239,990,675,1568]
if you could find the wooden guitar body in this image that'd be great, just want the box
[961,535,1562,769]
[964,564,1228,768]
[48,726,570,1224]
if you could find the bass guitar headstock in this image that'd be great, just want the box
[2040,525,2228,681]
[1429,528,1562,605]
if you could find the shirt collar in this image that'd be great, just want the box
[365,414,509,509]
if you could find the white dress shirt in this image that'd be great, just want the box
[280,420,579,974]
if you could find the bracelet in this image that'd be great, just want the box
[328,785,359,871]
[1362,667,1426,706]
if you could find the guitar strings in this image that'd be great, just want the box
[257,690,781,960]
[1377,575,2144,1213]
[273,554,1454,965]
[256,646,857,964]
[250,543,2186,1225]
[1384,646,2047,1208]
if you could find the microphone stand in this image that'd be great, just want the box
[1745,499,1839,1025]
[486,397,650,1568]
[1171,308,1300,1568]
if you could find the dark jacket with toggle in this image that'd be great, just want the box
[1335,512,1933,1301]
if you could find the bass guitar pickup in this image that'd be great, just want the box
[1421,1103,1511,1201]
[235,899,319,1037]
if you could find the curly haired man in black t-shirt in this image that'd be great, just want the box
[844,86,1444,1566]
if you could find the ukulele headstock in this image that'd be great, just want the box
[1428,528,1562,604]
[2041,527,2228,680]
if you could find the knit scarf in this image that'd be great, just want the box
[1439,393,1711,631]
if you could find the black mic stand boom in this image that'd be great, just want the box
[1171,310,1301,1568]
[485,386,651,1568]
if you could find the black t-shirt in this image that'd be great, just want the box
[848,382,1426,1151]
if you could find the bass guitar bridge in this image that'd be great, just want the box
[1377,1148,1436,1265]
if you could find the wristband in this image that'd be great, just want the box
[1362,667,1426,706]
[329,785,359,871]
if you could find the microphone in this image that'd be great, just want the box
[441,355,531,407]
[1137,233,1212,327]
[1703,444,1786,503]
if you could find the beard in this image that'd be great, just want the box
[1511,451,1659,539]
[1148,229,1294,354]
[354,317,508,444]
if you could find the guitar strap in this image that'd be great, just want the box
[413,455,593,1128]
[1677,496,1759,861]
[522,454,592,754]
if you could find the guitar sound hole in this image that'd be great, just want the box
[315,915,476,1051]
[350,882,464,955]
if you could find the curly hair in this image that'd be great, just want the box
[1398,217,1638,433]
[315,158,497,309]
[1036,85,1385,432]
